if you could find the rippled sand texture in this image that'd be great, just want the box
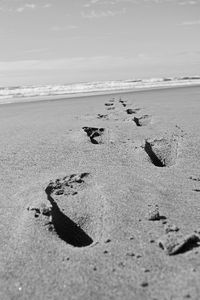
[1,86,200,300]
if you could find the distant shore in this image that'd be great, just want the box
[1,81,200,106]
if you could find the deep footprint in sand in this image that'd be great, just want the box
[82,127,105,144]
[28,173,105,247]
[105,103,114,107]
[143,131,183,167]
[133,115,151,127]
[158,232,200,255]
[126,108,141,115]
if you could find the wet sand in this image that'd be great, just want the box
[1,86,200,299]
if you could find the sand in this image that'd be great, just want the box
[0,85,200,299]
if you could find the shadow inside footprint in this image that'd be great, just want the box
[144,141,165,167]
[46,191,93,247]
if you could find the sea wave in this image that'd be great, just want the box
[0,76,200,104]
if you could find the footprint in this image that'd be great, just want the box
[82,127,105,144]
[119,99,127,107]
[133,115,151,127]
[189,176,200,182]
[126,108,141,115]
[29,173,105,247]
[144,132,182,167]
[158,232,200,255]
[97,114,108,120]
[105,103,114,107]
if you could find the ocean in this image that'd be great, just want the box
[0,76,200,105]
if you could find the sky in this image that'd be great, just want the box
[0,0,200,86]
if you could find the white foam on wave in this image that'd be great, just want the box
[0,76,200,104]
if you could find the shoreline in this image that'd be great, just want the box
[1,82,200,107]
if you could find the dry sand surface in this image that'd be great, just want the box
[1,86,200,300]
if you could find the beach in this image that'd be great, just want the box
[1,85,200,299]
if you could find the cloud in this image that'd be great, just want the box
[83,0,136,7]
[0,55,151,72]
[51,25,78,31]
[0,1,52,13]
[84,0,116,7]
[84,0,200,5]
[43,3,52,8]
[179,0,200,4]
[181,19,200,25]
[23,48,49,54]
[16,3,36,13]
[81,7,126,18]
[1,53,199,86]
